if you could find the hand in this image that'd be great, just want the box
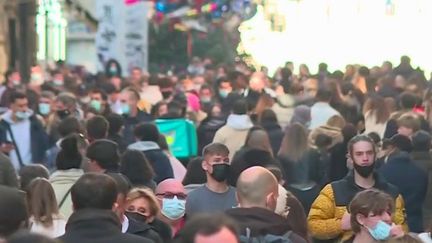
[1,143,14,153]
[341,212,351,230]
[390,224,404,238]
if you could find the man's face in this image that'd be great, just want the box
[350,141,375,167]
[249,76,265,92]
[11,98,28,113]
[120,91,137,107]
[303,79,318,97]
[195,227,239,243]
[9,72,21,84]
[155,181,187,207]
[131,69,142,82]
[55,101,67,112]
[202,154,229,174]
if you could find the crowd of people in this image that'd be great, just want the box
[0,55,431,243]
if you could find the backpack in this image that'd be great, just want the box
[239,228,293,243]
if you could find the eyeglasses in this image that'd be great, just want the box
[156,192,187,200]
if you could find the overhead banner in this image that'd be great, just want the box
[96,0,149,75]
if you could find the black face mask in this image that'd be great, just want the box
[353,162,375,178]
[211,164,230,182]
[161,91,173,99]
[125,211,148,223]
[57,109,71,120]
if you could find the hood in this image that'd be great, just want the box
[50,169,84,184]
[128,141,160,151]
[225,207,291,236]
[226,114,253,130]
[275,94,295,108]
[2,109,34,124]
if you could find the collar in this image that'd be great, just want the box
[122,215,129,233]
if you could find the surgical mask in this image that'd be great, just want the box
[219,89,229,98]
[161,196,186,220]
[15,111,30,120]
[38,103,50,115]
[57,109,71,119]
[109,66,117,75]
[53,79,63,86]
[211,163,230,182]
[353,162,375,178]
[12,79,20,86]
[125,211,147,223]
[201,96,212,103]
[367,220,391,240]
[121,103,131,115]
[90,100,102,112]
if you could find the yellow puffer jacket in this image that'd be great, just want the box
[308,172,408,242]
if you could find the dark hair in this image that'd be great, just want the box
[105,59,122,78]
[4,69,17,80]
[349,189,394,233]
[7,231,60,243]
[348,135,376,158]
[106,172,131,197]
[315,134,332,149]
[367,132,381,145]
[9,91,27,104]
[412,130,431,152]
[182,157,207,186]
[232,99,248,115]
[399,92,418,109]
[134,123,160,143]
[18,164,50,190]
[158,134,169,151]
[0,186,28,237]
[358,66,370,77]
[122,87,141,101]
[57,116,83,137]
[174,213,239,243]
[71,173,118,210]
[90,88,108,101]
[7,231,59,243]
[106,113,124,135]
[86,115,109,141]
[259,108,278,124]
[56,133,85,170]
[26,178,59,227]
[315,88,333,102]
[120,150,155,187]
[86,139,120,171]
[158,77,174,89]
[202,143,230,158]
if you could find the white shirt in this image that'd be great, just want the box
[121,215,129,233]
[30,216,66,238]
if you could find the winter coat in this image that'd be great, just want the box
[197,116,225,154]
[50,169,84,219]
[58,209,153,243]
[213,114,253,160]
[225,207,307,243]
[261,121,284,156]
[379,151,428,232]
[0,152,18,187]
[123,110,153,146]
[308,172,407,242]
[128,141,174,184]
[411,151,432,229]
[126,217,163,243]
[272,94,295,129]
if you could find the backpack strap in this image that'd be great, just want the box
[58,186,73,209]
[4,121,24,168]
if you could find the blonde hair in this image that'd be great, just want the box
[326,115,346,129]
[126,187,160,217]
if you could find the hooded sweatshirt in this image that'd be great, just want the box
[213,114,253,160]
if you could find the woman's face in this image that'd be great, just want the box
[126,197,154,223]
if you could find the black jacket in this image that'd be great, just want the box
[261,121,284,156]
[379,152,428,232]
[123,110,153,146]
[225,207,307,243]
[127,217,163,243]
[58,209,153,243]
[197,116,225,154]
[0,115,49,165]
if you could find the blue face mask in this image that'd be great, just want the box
[15,111,30,120]
[38,103,50,115]
[219,89,229,98]
[121,103,131,115]
[90,100,102,112]
[161,196,186,220]
[109,66,117,75]
[367,220,392,240]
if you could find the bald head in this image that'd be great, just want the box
[156,179,185,195]
[236,166,278,210]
